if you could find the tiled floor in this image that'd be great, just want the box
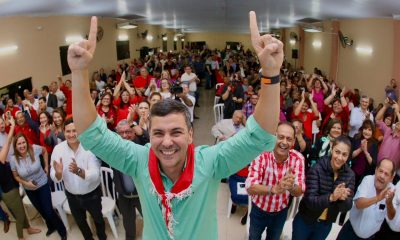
[0,86,341,240]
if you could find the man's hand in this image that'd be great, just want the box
[53,158,64,175]
[68,158,79,174]
[249,11,283,77]
[330,183,347,202]
[67,16,97,71]
[385,189,395,205]
[280,168,295,190]
[376,187,390,202]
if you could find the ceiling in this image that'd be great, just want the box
[1,0,400,33]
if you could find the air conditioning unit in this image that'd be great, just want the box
[117,22,138,29]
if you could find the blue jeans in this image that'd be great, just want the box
[292,213,332,240]
[249,203,288,240]
[25,183,66,237]
[337,221,373,240]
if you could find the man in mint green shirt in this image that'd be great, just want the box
[69,11,284,240]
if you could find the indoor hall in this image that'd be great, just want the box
[1,1,400,240]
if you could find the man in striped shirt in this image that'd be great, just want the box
[246,122,305,240]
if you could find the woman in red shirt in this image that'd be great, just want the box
[38,111,57,155]
[97,93,116,130]
[293,91,320,139]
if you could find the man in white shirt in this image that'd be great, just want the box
[50,119,106,240]
[349,95,374,138]
[175,83,195,123]
[50,80,66,108]
[180,65,199,97]
[211,110,245,141]
[337,159,396,240]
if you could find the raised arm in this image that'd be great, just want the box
[324,85,337,105]
[68,17,98,134]
[113,77,123,98]
[0,118,15,164]
[250,11,282,134]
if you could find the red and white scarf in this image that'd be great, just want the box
[148,144,195,239]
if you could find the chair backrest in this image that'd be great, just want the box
[286,196,302,220]
[334,210,350,225]
[213,103,224,124]
[216,83,224,90]
[54,181,65,192]
[100,167,116,200]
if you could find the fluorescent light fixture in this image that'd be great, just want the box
[289,39,296,45]
[162,36,168,41]
[304,27,322,33]
[146,35,153,41]
[312,40,322,48]
[356,46,373,55]
[0,45,18,55]
[65,35,84,44]
[117,22,138,29]
[118,34,129,41]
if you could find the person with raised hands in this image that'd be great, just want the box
[292,135,354,240]
[68,11,282,240]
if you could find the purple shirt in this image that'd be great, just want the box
[376,120,400,170]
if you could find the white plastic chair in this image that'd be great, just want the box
[51,181,69,230]
[216,83,224,90]
[280,196,302,239]
[326,211,350,239]
[214,96,221,105]
[213,103,224,124]
[100,167,119,240]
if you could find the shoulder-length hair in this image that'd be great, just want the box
[13,133,35,164]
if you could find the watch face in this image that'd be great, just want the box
[97,26,104,42]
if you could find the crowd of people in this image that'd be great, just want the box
[0,11,400,240]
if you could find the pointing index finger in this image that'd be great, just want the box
[249,11,260,42]
[88,16,98,53]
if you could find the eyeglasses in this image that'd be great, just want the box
[118,130,133,135]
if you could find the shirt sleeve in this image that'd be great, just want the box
[83,152,101,184]
[198,115,276,179]
[79,115,149,178]
[354,175,372,200]
[50,146,61,183]
[245,153,265,189]
[293,151,306,192]
[376,120,389,135]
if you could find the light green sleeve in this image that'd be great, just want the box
[197,115,276,179]
[78,115,149,178]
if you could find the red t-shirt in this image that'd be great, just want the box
[133,75,153,88]
[5,106,20,118]
[40,129,54,154]
[293,111,318,139]
[60,84,72,115]
[15,123,39,145]
[97,107,116,130]
[321,105,350,135]
[113,96,141,125]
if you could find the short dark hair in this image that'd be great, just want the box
[64,117,74,129]
[149,99,191,130]
[42,85,50,92]
[39,96,46,102]
[277,121,296,138]
[377,159,396,176]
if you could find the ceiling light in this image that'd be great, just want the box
[312,40,322,48]
[304,28,322,33]
[117,22,138,29]
[174,37,178,41]
[289,39,296,45]
[118,34,129,41]
[146,35,153,41]
[162,36,168,41]
[356,46,373,55]
[181,38,185,42]
[0,45,18,55]
[65,35,84,44]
